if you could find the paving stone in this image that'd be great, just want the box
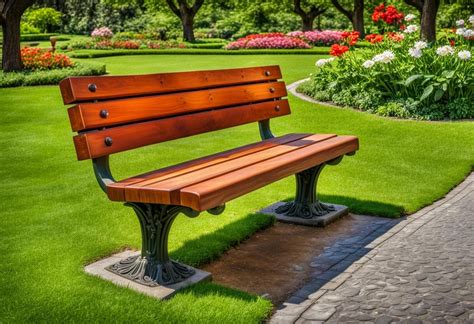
[271,173,474,323]
[409,306,428,316]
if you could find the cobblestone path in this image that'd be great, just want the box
[271,173,473,323]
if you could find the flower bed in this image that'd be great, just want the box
[299,15,474,120]
[287,30,344,46]
[225,33,311,49]
[21,47,74,70]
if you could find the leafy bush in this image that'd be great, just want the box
[23,8,62,33]
[20,22,40,34]
[226,33,310,49]
[300,16,474,120]
[0,62,106,88]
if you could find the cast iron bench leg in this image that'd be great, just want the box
[275,156,345,219]
[106,202,200,286]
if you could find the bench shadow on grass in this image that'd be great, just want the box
[168,196,404,304]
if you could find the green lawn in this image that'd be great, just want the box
[1,54,473,323]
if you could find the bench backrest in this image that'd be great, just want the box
[60,65,290,161]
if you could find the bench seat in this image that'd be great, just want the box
[107,133,358,211]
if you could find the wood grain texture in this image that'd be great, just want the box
[59,65,282,104]
[106,133,310,201]
[180,136,359,211]
[68,81,287,131]
[73,99,290,160]
[130,134,337,205]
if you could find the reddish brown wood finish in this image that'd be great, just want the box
[67,81,287,131]
[73,99,290,160]
[124,134,336,204]
[59,65,282,104]
[180,135,359,211]
[106,133,310,201]
[106,134,359,210]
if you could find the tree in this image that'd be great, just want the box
[0,0,37,72]
[403,0,440,41]
[293,0,327,31]
[165,0,205,41]
[330,0,364,37]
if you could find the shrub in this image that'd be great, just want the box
[21,47,74,70]
[23,8,62,33]
[0,62,106,88]
[20,22,40,34]
[300,16,474,120]
[91,27,113,39]
[225,33,310,49]
[287,31,344,46]
[20,34,69,42]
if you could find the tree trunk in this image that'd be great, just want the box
[352,0,365,37]
[301,16,314,31]
[181,12,195,42]
[420,0,439,41]
[1,12,23,72]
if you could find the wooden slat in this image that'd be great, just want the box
[60,65,282,104]
[68,81,287,131]
[180,136,359,211]
[107,133,310,201]
[130,134,337,205]
[73,99,290,160]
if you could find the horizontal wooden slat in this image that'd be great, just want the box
[60,65,282,104]
[107,133,310,201]
[130,134,337,205]
[68,81,287,131]
[180,136,359,211]
[73,99,290,160]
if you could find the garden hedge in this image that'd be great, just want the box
[68,48,331,58]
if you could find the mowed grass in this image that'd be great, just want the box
[1,54,473,323]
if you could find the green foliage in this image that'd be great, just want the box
[23,8,62,33]
[20,23,40,35]
[0,62,106,88]
[301,30,474,120]
[20,34,70,42]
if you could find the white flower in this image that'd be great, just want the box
[373,50,395,63]
[405,14,416,22]
[464,29,474,39]
[362,60,375,68]
[414,41,427,49]
[458,50,471,60]
[404,25,418,33]
[315,58,335,67]
[456,28,466,35]
[456,19,465,27]
[408,47,422,58]
[470,15,474,25]
[436,45,455,56]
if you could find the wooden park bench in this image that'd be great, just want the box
[60,65,358,288]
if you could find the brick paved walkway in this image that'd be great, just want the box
[271,173,473,323]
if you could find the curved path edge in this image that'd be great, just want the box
[287,78,339,108]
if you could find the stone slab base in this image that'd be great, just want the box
[260,202,349,227]
[84,250,212,300]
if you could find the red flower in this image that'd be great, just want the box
[386,32,404,42]
[342,31,359,46]
[365,34,384,44]
[372,3,404,25]
[329,44,349,57]
[449,39,455,46]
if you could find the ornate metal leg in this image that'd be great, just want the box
[106,203,200,287]
[275,162,337,219]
